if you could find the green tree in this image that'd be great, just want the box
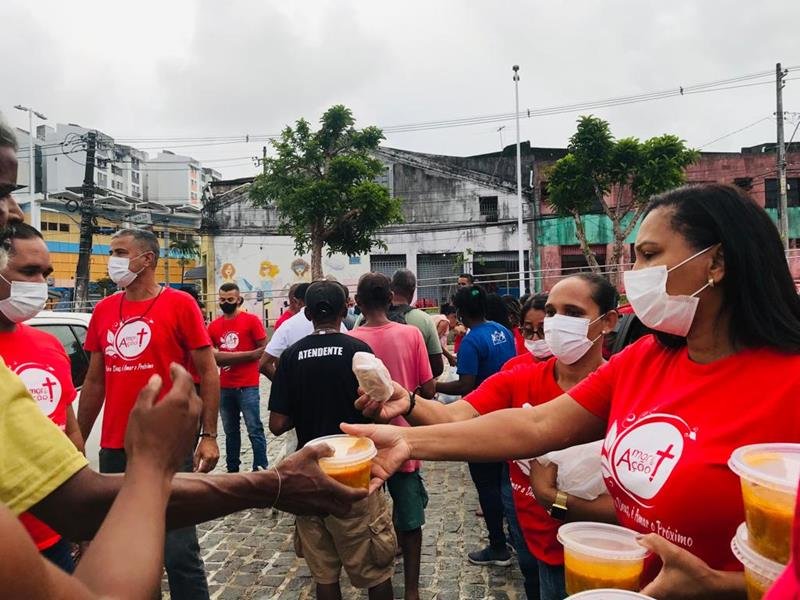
[169,236,201,284]
[250,105,403,279]
[547,116,699,279]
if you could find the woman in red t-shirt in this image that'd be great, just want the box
[503,292,551,371]
[358,275,617,600]
[345,184,800,599]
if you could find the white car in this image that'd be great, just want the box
[28,311,101,469]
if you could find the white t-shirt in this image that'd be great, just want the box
[265,311,347,358]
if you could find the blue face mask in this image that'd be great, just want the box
[347,306,356,317]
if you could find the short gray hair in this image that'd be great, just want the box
[391,268,417,298]
[0,112,18,151]
[112,228,161,263]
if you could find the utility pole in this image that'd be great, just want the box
[163,221,170,286]
[777,62,789,250]
[513,65,525,297]
[262,146,267,175]
[74,131,97,310]
[530,158,541,292]
[13,105,47,230]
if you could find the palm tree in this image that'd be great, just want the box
[169,236,201,285]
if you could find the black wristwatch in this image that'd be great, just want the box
[404,389,418,417]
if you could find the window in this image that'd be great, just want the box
[479,196,499,221]
[131,171,140,184]
[97,173,108,188]
[31,324,90,388]
[111,165,123,176]
[130,157,140,170]
[765,178,800,208]
[59,223,69,232]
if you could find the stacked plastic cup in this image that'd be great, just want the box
[306,434,377,490]
[728,443,800,599]
[557,522,649,595]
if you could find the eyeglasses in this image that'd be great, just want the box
[0,183,26,198]
[520,325,544,340]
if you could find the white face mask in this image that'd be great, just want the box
[108,253,148,288]
[0,274,48,323]
[524,338,553,360]
[544,313,604,365]
[623,246,714,337]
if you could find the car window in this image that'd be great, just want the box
[31,324,89,388]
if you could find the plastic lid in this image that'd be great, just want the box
[557,522,649,561]
[731,522,785,580]
[306,434,377,466]
[568,591,654,599]
[728,443,800,494]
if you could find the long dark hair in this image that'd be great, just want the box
[486,293,513,330]
[644,183,800,352]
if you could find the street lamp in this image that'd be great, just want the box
[14,105,47,230]
[512,66,524,298]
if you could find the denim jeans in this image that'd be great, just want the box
[538,561,567,600]
[99,448,210,600]
[468,461,507,550]
[501,465,541,600]
[220,386,268,472]
[41,538,75,574]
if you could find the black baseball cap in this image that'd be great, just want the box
[305,281,346,320]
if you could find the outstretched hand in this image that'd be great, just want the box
[125,363,202,475]
[273,444,367,517]
[340,422,411,493]
[354,381,410,423]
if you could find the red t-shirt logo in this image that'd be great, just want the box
[15,363,63,418]
[221,332,240,350]
[106,319,153,360]
[603,413,696,506]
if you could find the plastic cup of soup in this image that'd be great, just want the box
[557,522,649,594]
[306,434,376,490]
[729,443,800,564]
[567,590,655,599]
[731,522,785,600]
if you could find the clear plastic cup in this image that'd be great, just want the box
[567,591,654,599]
[731,522,786,600]
[557,522,649,594]
[729,443,800,564]
[306,434,377,490]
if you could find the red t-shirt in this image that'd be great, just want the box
[466,358,566,565]
[764,482,800,599]
[349,322,434,473]
[0,324,77,550]
[569,335,800,582]
[502,352,535,371]
[274,309,295,331]
[208,311,267,388]
[85,288,211,449]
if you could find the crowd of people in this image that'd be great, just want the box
[1,109,799,600]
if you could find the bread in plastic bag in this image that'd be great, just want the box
[352,351,394,403]
[535,440,606,501]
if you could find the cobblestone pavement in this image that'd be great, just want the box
[161,380,526,599]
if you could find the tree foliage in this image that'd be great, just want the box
[249,105,402,279]
[169,236,201,284]
[547,115,699,276]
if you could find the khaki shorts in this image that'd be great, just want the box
[294,492,396,588]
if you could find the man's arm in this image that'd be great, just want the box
[428,353,444,378]
[259,352,278,380]
[29,445,367,540]
[65,405,85,454]
[77,352,106,443]
[269,412,293,436]
[214,336,267,367]
[190,346,220,472]
[435,372,476,396]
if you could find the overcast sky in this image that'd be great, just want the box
[3,0,799,179]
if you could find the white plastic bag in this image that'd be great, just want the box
[536,440,606,501]
[436,365,460,405]
[352,352,393,403]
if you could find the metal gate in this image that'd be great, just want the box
[473,251,529,297]
[369,254,407,278]
[417,253,461,306]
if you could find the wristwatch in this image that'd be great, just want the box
[548,490,569,521]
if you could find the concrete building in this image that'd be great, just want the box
[146,150,215,208]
